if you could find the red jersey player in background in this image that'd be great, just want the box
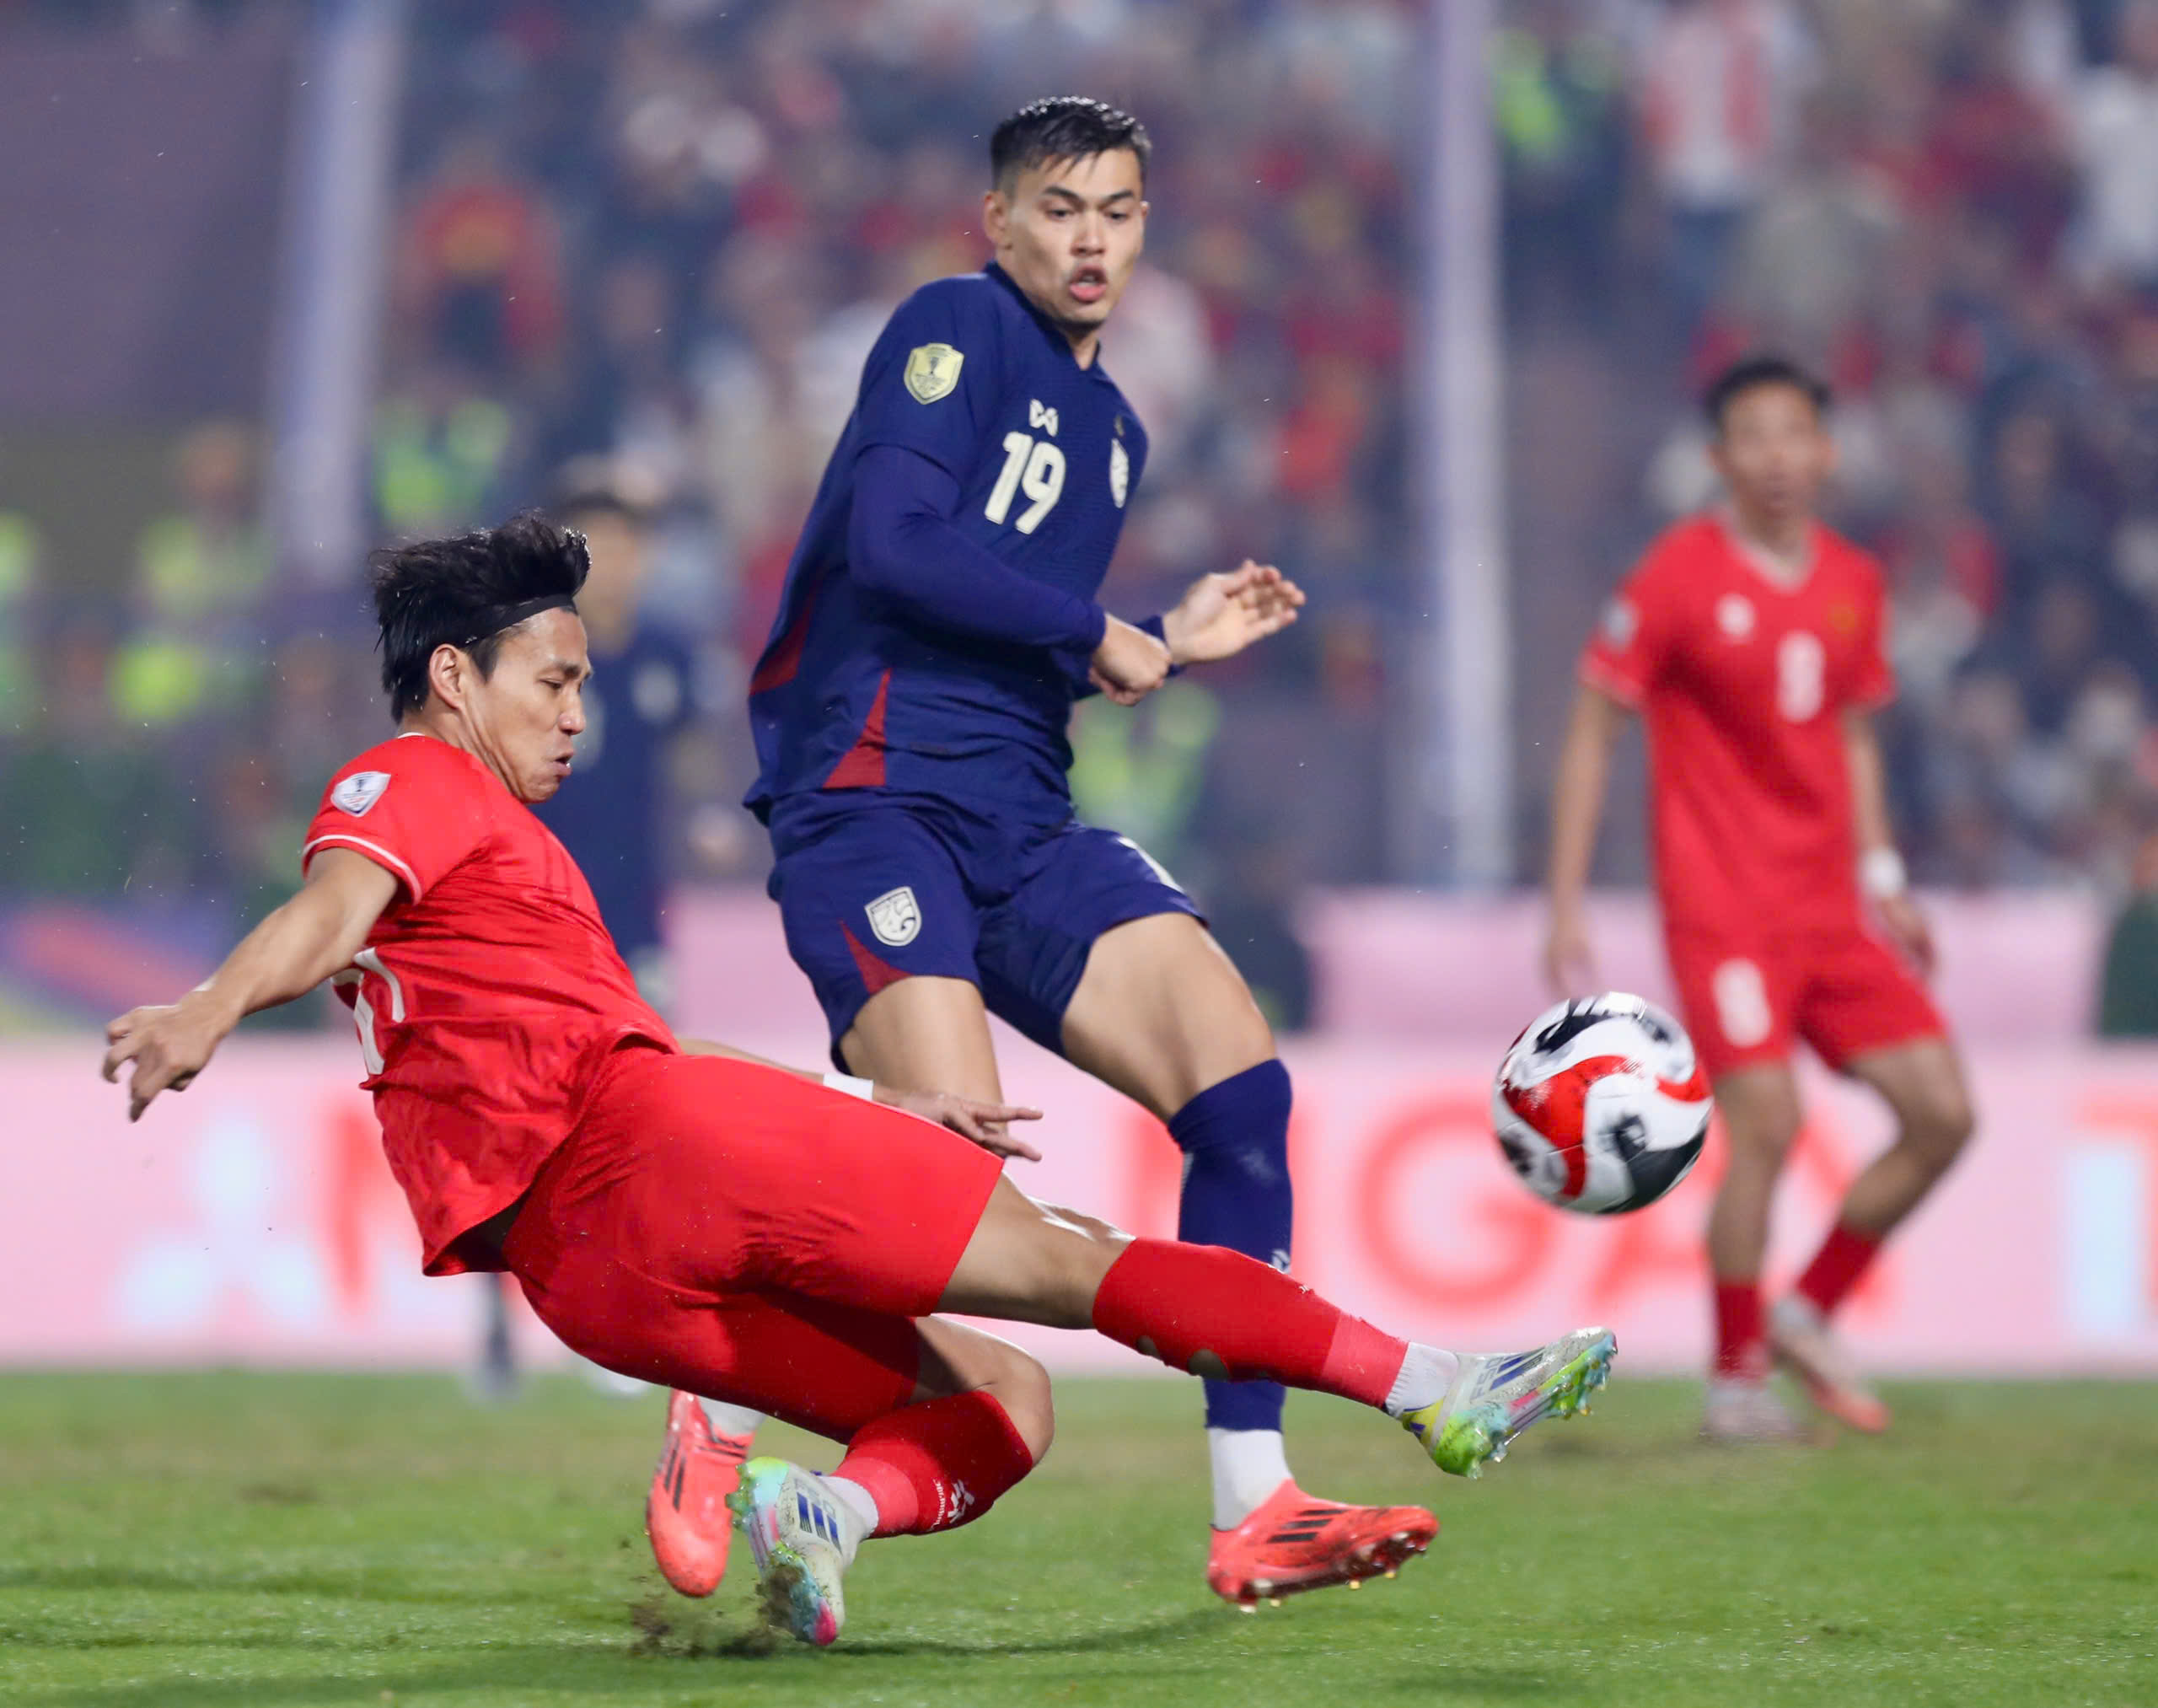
[102,514,1616,1643]
[1543,357,1975,1442]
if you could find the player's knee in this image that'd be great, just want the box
[992,1347,1056,1464]
[1903,1077,1975,1171]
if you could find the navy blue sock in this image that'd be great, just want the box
[1170,1058,1294,1432]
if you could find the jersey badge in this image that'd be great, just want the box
[330,771,391,818]
[1110,438,1130,509]
[1028,399,1060,437]
[865,885,922,948]
[905,343,964,404]
[1716,594,1756,640]
[1829,601,1859,634]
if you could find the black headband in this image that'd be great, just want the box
[462,594,578,648]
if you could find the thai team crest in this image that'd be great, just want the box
[904,343,964,404]
[330,771,390,817]
[1109,438,1130,508]
[865,885,921,947]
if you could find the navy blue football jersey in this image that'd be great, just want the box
[745,261,1149,824]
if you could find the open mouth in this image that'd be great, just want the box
[1068,266,1108,305]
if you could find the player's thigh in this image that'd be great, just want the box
[1711,1061,1806,1163]
[841,974,1005,1100]
[766,798,982,1065]
[516,1050,1006,1317]
[1060,912,1275,1120]
[978,824,1270,1120]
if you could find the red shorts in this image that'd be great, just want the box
[502,1047,1004,1443]
[1665,919,1946,1080]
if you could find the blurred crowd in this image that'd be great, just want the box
[8,0,2158,986]
[1503,0,2158,894]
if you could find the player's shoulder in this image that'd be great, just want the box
[319,733,484,814]
[1636,513,1728,579]
[883,271,1011,342]
[1812,524,1886,588]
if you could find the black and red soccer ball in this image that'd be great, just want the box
[1492,993,1713,1215]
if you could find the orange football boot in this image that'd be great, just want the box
[647,1390,753,1597]
[1206,1480,1437,1609]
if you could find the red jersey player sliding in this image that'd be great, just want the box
[102,516,1616,1645]
[1544,357,1975,1442]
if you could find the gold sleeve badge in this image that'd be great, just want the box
[904,342,964,404]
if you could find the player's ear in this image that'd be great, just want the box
[983,185,1011,248]
[426,642,469,713]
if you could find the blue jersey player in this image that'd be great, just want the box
[642,97,1438,1610]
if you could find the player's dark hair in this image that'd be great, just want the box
[990,96,1150,190]
[368,513,589,720]
[1703,355,1831,433]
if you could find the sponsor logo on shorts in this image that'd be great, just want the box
[330,771,390,817]
[865,885,921,948]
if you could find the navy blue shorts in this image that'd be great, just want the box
[765,790,1201,1061]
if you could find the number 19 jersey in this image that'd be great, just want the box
[1579,513,1894,937]
[746,261,1149,823]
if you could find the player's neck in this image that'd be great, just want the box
[1720,505,1815,585]
[400,710,506,792]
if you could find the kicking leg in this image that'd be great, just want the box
[1701,1063,1808,1442]
[940,1174,1613,1478]
[1769,1037,1974,1432]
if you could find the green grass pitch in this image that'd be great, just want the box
[1,1372,2150,1707]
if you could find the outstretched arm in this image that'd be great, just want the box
[678,1034,1045,1160]
[1543,682,1629,996]
[102,848,400,1120]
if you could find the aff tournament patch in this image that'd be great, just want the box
[331,771,391,818]
[904,343,964,404]
[865,885,921,948]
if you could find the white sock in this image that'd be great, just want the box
[822,1474,880,1555]
[698,1398,764,1440]
[1383,1343,1462,1419]
[1207,1427,1292,1529]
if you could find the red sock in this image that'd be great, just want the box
[832,1391,1036,1537]
[1795,1222,1882,1319]
[1091,1238,1408,1408]
[1713,1280,1763,1379]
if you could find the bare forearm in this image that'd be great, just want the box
[195,889,378,1025]
[1548,687,1622,910]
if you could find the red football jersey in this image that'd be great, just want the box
[1579,513,1893,936]
[302,732,675,1275]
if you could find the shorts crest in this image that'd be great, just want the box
[865,884,922,947]
[904,343,964,404]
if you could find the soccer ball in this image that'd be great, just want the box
[1491,993,1713,1215]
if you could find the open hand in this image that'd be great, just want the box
[102,996,229,1122]
[1162,560,1306,665]
[883,1088,1045,1160]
